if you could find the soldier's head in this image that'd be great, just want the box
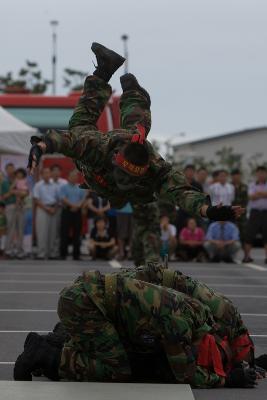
[113,133,150,191]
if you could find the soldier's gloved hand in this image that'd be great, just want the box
[225,367,257,388]
[27,136,46,174]
[206,205,236,221]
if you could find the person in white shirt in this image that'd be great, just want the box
[209,170,235,206]
[33,167,59,259]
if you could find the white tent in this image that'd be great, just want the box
[0,106,37,155]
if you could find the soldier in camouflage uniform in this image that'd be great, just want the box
[14,263,259,388]
[27,42,244,223]
[131,202,161,266]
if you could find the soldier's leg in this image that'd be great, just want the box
[57,277,130,381]
[69,43,125,135]
[68,76,112,133]
[132,203,161,266]
[119,74,151,135]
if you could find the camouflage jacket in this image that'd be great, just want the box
[59,267,234,388]
[44,128,209,215]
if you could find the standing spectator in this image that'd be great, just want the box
[1,163,16,257]
[116,202,133,260]
[160,215,177,260]
[85,191,110,234]
[231,169,248,245]
[209,169,235,206]
[2,167,29,258]
[204,221,241,262]
[183,164,203,191]
[243,166,267,263]
[60,170,86,261]
[50,164,67,257]
[0,202,6,256]
[89,216,117,260]
[196,167,209,193]
[178,218,206,261]
[33,167,59,259]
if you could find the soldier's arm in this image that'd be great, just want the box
[158,168,210,218]
[28,130,108,174]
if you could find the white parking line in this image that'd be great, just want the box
[241,313,267,317]
[209,283,267,288]
[0,280,70,284]
[228,294,267,298]
[243,263,267,271]
[0,291,58,294]
[0,309,56,312]
[0,331,49,333]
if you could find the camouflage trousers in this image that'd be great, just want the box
[131,202,161,266]
[68,75,151,136]
[57,273,213,385]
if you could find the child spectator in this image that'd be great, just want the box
[178,218,206,261]
[89,216,117,260]
[160,215,177,260]
[0,202,7,256]
[11,168,29,207]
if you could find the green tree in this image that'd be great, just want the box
[0,61,51,94]
[63,68,87,91]
[215,146,243,171]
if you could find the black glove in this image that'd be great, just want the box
[27,136,44,169]
[225,367,257,388]
[206,205,236,221]
[255,354,267,371]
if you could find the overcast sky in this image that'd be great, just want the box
[1,0,267,143]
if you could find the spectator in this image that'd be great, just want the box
[0,171,5,201]
[116,202,133,260]
[0,202,6,256]
[204,221,241,262]
[209,169,235,206]
[196,167,209,193]
[85,191,110,234]
[88,216,117,260]
[176,165,202,235]
[33,167,59,259]
[1,163,17,257]
[2,167,29,258]
[183,164,203,191]
[243,166,267,263]
[178,218,206,261]
[50,164,68,188]
[231,169,248,245]
[160,215,177,260]
[50,164,68,258]
[60,170,86,260]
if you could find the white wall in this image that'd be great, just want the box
[173,129,267,169]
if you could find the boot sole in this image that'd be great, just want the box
[91,42,125,68]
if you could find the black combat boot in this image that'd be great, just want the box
[92,42,125,82]
[120,73,151,106]
[14,332,61,381]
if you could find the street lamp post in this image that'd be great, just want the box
[50,20,59,95]
[121,34,129,74]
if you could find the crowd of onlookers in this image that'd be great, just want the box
[0,162,267,264]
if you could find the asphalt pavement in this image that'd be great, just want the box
[0,254,266,400]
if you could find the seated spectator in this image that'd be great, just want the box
[178,218,206,261]
[0,202,6,256]
[204,221,241,263]
[60,170,86,261]
[85,191,110,234]
[89,216,117,260]
[160,215,177,260]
